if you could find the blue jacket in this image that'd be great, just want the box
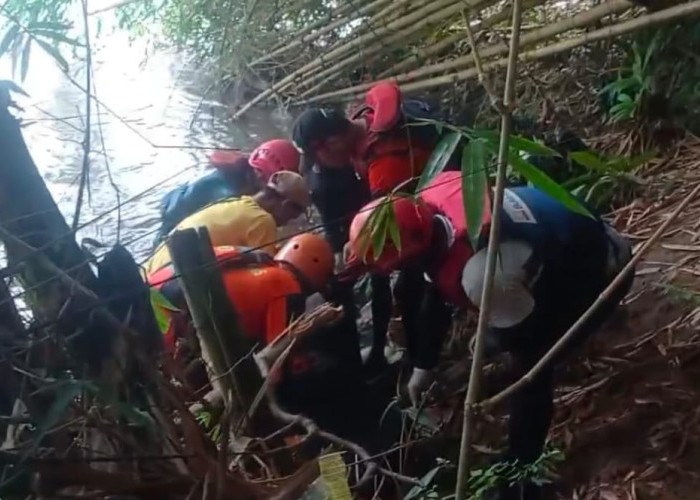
[498,186,610,311]
[155,169,249,245]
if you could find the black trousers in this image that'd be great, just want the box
[491,267,635,499]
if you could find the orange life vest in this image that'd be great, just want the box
[147,246,302,353]
[352,82,435,195]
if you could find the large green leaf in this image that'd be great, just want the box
[461,141,489,249]
[507,151,594,218]
[416,131,461,191]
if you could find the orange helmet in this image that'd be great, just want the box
[348,195,434,275]
[275,233,334,291]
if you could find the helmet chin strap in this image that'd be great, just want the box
[434,214,456,249]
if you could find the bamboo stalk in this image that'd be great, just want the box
[480,181,700,411]
[306,0,700,103]
[278,0,472,95]
[296,0,503,97]
[253,0,394,65]
[307,0,632,103]
[453,0,523,497]
[377,0,546,78]
[232,0,465,118]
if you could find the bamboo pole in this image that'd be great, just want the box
[232,0,465,118]
[307,0,632,103]
[306,0,700,103]
[273,0,471,95]
[454,0,523,497]
[253,0,394,65]
[377,0,547,78]
[296,0,504,97]
[167,228,262,422]
[480,181,700,410]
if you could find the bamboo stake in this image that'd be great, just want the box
[306,0,700,103]
[307,0,632,103]
[454,0,523,497]
[480,181,700,410]
[253,0,394,65]
[232,0,465,118]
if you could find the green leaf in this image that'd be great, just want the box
[371,205,389,260]
[405,466,441,500]
[618,93,633,104]
[386,203,402,254]
[474,129,559,157]
[623,150,657,171]
[0,24,20,56]
[31,29,83,47]
[461,141,488,249]
[568,151,608,173]
[26,21,72,31]
[34,38,69,72]
[150,288,179,334]
[20,39,31,81]
[416,131,461,191]
[150,287,179,311]
[507,151,593,218]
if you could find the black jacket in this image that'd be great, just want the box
[304,163,370,253]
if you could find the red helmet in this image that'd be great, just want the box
[348,195,434,275]
[249,139,301,182]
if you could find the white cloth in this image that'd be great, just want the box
[461,240,538,329]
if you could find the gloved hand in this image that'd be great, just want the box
[407,367,434,407]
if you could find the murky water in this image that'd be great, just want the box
[2,23,290,263]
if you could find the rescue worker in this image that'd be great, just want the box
[148,234,372,444]
[345,171,634,500]
[292,80,440,198]
[156,139,300,242]
[292,81,442,369]
[145,170,310,275]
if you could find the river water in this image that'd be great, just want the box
[1,19,290,263]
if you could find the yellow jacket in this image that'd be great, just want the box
[145,196,277,274]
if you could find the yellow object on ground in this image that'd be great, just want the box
[145,196,277,274]
[318,452,352,500]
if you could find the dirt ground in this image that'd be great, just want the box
[547,134,700,499]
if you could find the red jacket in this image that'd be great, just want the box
[419,171,492,307]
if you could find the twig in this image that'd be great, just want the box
[454,0,524,498]
[461,9,504,113]
[481,182,700,410]
[72,0,92,231]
